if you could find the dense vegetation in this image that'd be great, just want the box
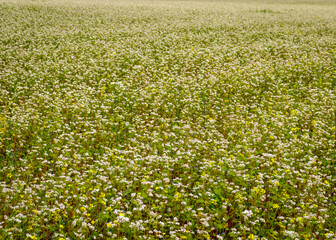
[0,0,335,239]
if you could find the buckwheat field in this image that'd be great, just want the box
[1,0,336,239]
